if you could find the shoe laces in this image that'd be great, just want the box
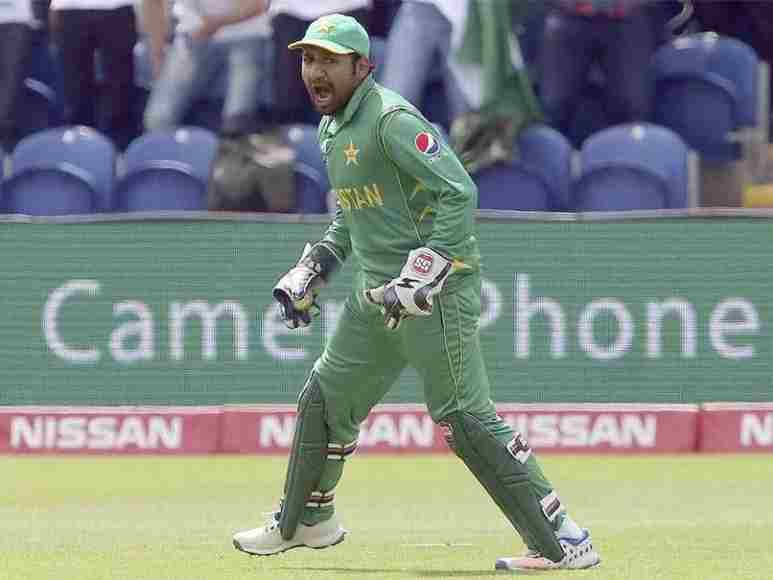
[262,511,280,532]
[558,535,593,563]
[521,533,592,565]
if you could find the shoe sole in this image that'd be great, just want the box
[233,531,347,557]
[494,556,601,571]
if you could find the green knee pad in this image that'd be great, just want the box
[439,411,564,562]
[279,373,328,540]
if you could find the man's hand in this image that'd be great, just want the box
[273,242,341,329]
[190,15,222,42]
[191,1,269,41]
[364,247,455,330]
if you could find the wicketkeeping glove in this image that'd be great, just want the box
[364,247,455,330]
[273,242,341,329]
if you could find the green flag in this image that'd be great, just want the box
[450,0,544,173]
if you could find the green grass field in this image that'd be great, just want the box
[3,454,772,580]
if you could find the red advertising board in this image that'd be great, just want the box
[221,403,700,454]
[0,406,221,454]
[220,404,440,454]
[497,403,698,453]
[0,403,715,454]
[699,403,773,452]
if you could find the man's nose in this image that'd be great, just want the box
[306,62,326,81]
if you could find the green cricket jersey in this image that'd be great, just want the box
[317,74,481,290]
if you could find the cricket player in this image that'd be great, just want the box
[232,14,600,572]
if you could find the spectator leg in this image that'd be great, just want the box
[601,10,655,125]
[95,5,137,148]
[538,11,595,135]
[53,9,98,127]
[143,36,211,132]
[0,22,32,150]
[221,36,265,135]
[380,2,448,108]
[271,13,314,125]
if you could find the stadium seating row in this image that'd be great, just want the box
[1,126,210,215]
[472,123,695,212]
[0,125,336,215]
[0,122,697,215]
[3,29,766,215]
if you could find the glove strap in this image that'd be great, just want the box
[299,242,343,282]
[401,247,454,288]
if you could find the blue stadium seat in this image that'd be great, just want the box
[475,163,551,211]
[572,123,690,211]
[294,163,329,214]
[115,127,218,211]
[518,124,573,210]
[281,124,330,213]
[4,126,116,214]
[474,124,572,211]
[1,167,98,215]
[651,33,759,163]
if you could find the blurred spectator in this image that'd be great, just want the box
[269,0,373,125]
[49,0,137,149]
[649,0,694,44]
[380,1,470,125]
[0,0,34,151]
[31,0,50,27]
[141,0,271,136]
[512,0,550,79]
[539,0,657,145]
[368,0,401,38]
[449,0,544,173]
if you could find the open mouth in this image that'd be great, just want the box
[311,84,333,108]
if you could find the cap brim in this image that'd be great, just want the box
[287,39,355,55]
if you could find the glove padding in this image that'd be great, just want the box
[364,247,454,330]
[273,243,327,329]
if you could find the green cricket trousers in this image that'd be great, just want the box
[302,274,557,529]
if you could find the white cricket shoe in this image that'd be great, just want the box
[232,513,347,556]
[495,528,600,571]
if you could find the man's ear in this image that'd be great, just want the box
[356,56,372,80]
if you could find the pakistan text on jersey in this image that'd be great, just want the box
[336,183,384,210]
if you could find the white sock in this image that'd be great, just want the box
[556,514,584,541]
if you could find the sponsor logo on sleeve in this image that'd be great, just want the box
[414,132,440,157]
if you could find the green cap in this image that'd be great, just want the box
[288,14,370,59]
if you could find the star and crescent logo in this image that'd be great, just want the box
[316,20,336,34]
[343,140,360,166]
